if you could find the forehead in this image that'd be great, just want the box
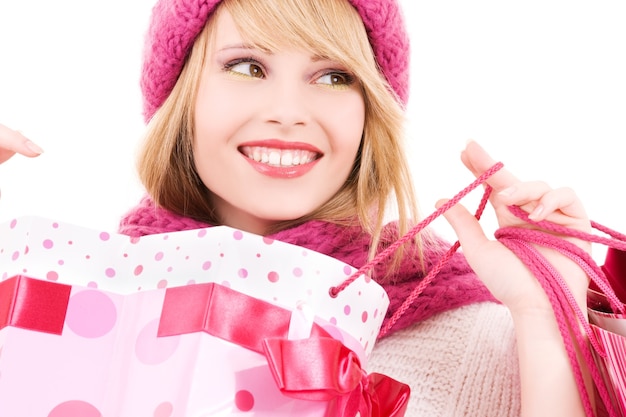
[211,8,244,45]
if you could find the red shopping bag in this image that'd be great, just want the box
[586,247,626,417]
[599,248,626,303]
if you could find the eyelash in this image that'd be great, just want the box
[317,71,356,89]
[223,58,356,88]
[223,57,265,78]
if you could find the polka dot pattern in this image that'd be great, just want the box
[154,402,174,417]
[0,216,389,415]
[135,319,180,364]
[48,400,102,417]
[267,271,279,283]
[235,390,255,411]
[66,290,117,338]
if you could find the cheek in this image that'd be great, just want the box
[330,94,365,153]
[193,93,225,177]
[195,84,225,137]
[194,75,247,133]
[194,88,241,160]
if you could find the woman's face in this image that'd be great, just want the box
[193,9,365,235]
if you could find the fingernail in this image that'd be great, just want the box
[528,204,544,220]
[498,186,516,197]
[25,140,44,154]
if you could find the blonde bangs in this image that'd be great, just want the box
[222,0,379,82]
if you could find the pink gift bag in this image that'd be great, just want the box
[0,216,409,417]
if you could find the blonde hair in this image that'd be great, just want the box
[137,0,424,274]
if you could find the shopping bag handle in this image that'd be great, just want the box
[495,206,626,417]
[500,205,626,316]
[329,163,501,299]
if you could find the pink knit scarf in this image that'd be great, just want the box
[118,194,496,337]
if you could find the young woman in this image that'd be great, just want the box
[0,0,593,415]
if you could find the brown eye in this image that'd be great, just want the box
[227,61,266,79]
[330,74,347,85]
[316,72,355,88]
[249,63,263,78]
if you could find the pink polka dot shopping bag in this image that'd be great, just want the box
[0,216,409,417]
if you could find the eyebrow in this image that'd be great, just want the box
[217,43,260,52]
[217,43,333,64]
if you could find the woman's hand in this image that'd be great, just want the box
[441,141,592,417]
[441,140,590,316]
[0,124,43,164]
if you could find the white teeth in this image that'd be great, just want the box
[268,151,281,165]
[241,146,318,167]
[280,152,293,166]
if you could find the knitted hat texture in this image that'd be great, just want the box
[140,0,410,121]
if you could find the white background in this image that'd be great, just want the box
[1,1,624,263]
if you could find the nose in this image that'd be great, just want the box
[262,79,310,128]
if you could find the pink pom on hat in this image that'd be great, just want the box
[140,0,410,122]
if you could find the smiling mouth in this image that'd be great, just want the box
[239,146,320,167]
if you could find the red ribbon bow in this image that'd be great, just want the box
[263,337,410,417]
[159,283,410,416]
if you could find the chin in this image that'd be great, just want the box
[261,208,318,225]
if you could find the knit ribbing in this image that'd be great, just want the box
[348,0,410,104]
[368,303,521,416]
[118,195,497,336]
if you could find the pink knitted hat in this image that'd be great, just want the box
[140,0,410,122]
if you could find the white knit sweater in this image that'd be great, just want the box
[367,302,521,417]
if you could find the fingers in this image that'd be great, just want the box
[461,140,520,192]
[0,124,44,164]
[462,141,587,220]
[436,198,488,251]
[498,182,588,224]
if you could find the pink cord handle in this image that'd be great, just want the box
[498,206,626,417]
[329,162,502,338]
[329,161,503,298]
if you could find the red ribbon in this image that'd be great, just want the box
[159,282,410,416]
[0,276,409,416]
[263,337,410,417]
[0,275,71,335]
